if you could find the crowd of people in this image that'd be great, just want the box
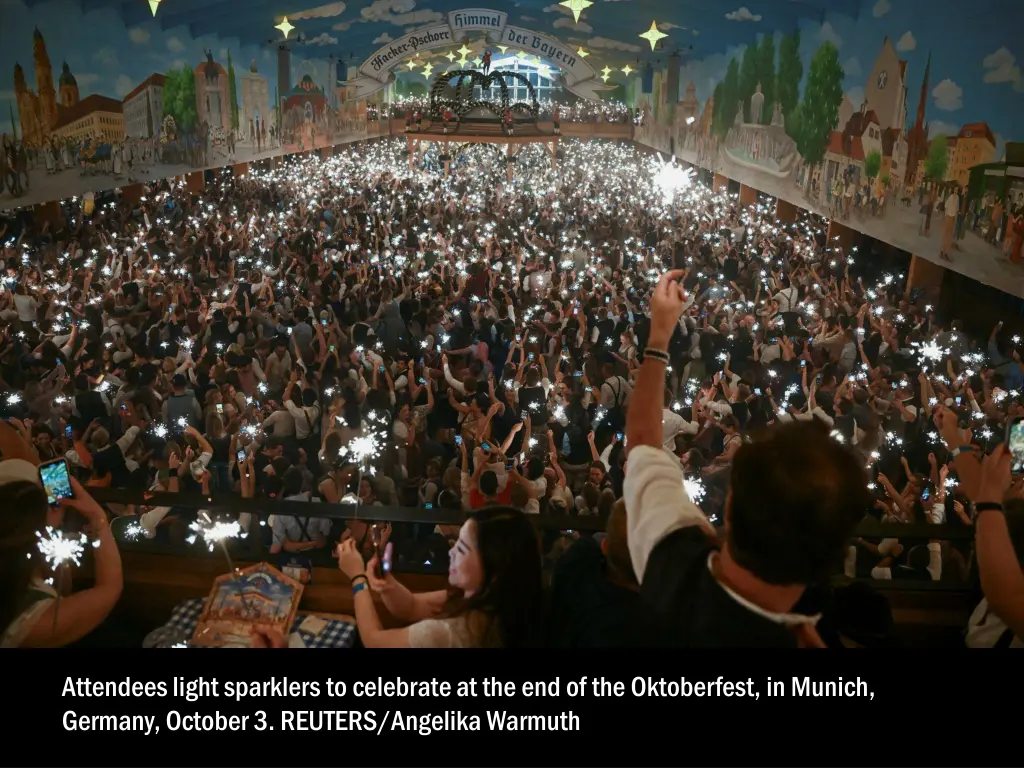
[0,133,1021,649]
[388,96,635,124]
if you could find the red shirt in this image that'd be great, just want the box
[469,485,513,510]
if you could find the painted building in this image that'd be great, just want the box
[58,61,79,108]
[194,51,230,133]
[864,36,908,135]
[50,94,124,142]
[122,73,165,140]
[240,59,271,142]
[12,28,60,145]
[948,122,997,187]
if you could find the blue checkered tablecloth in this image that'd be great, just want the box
[143,598,357,648]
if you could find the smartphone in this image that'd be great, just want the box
[39,458,74,507]
[922,488,930,501]
[754,387,762,396]
[573,371,582,377]
[455,435,463,446]
[528,353,535,361]
[120,403,127,411]
[330,345,335,353]
[955,396,963,407]
[216,403,224,414]
[800,360,806,368]
[379,365,385,373]
[481,441,491,452]
[381,542,393,575]
[424,503,433,510]
[65,424,73,439]
[616,432,624,441]
[321,318,327,326]
[1007,416,1024,472]
[236,449,246,464]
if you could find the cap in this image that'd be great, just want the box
[0,458,41,487]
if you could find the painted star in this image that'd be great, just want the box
[406,59,419,70]
[473,57,483,66]
[457,57,470,68]
[275,16,295,39]
[537,64,553,80]
[621,64,634,76]
[422,62,435,79]
[148,0,161,16]
[497,45,508,54]
[445,50,456,62]
[559,0,593,24]
[576,47,589,58]
[457,44,472,60]
[601,65,612,82]
[639,20,668,51]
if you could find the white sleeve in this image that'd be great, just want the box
[623,445,708,585]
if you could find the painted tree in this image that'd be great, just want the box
[795,42,844,169]
[777,30,802,120]
[738,45,758,122]
[227,50,239,133]
[864,149,882,184]
[163,66,198,133]
[758,33,776,125]
[922,135,950,234]
[715,58,740,138]
[712,81,723,130]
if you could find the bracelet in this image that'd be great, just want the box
[350,573,368,585]
[975,502,1003,514]
[643,348,670,364]
[352,581,368,596]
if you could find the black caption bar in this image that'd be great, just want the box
[18,652,1008,766]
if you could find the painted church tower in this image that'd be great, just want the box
[33,27,59,134]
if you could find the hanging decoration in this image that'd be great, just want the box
[275,16,295,39]
[600,65,612,83]
[621,64,634,76]
[559,0,593,24]
[576,47,589,58]
[639,20,668,50]
[148,0,162,16]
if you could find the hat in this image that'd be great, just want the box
[0,458,41,487]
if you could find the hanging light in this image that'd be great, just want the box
[148,0,162,16]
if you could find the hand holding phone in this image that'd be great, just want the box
[39,458,74,507]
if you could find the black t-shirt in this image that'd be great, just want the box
[641,527,801,647]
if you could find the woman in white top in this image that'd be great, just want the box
[337,507,544,648]
[0,445,123,648]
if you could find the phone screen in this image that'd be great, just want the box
[1008,418,1024,472]
[455,435,463,445]
[381,542,393,575]
[480,441,491,452]
[39,459,74,506]
[236,450,246,464]
[922,488,930,500]
[216,403,224,414]
[65,425,73,438]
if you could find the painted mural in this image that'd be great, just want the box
[635,0,1024,298]
[0,0,375,210]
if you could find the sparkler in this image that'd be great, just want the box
[187,511,253,617]
[683,476,705,505]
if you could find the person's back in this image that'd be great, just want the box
[624,272,868,648]
[548,502,668,648]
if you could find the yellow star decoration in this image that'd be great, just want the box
[457,44,472,60]
[576,47,589,58]
[537,64,553,80]
[445,50,456,62]
[621,64,634,76]
[148,0,162,16]
[406,59,419,71]
[639,20,668,51]
[600,65,612,82]
[275,16,295,39]
[422,62,434,79]
[559,0,593,24]
[457,57,469,68]
[473,57,483,66]
[497,45,508,54]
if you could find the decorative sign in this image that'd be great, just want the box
[346,8,610,102]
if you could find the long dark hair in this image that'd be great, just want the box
[447,506,544,648]
[0,481,50,640]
